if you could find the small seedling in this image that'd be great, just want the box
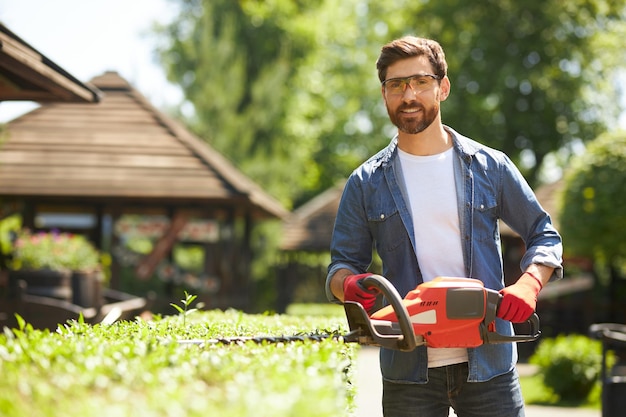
[170,291,198,327]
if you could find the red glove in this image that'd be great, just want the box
[497,273,543,323]
[343,273,380,313]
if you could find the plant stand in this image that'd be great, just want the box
[71,271,104,308]
[8,269,72,302]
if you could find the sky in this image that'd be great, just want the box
[0,0,184,122]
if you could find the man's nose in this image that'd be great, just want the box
[402,83,418,99]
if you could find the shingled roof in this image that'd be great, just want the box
[0,22,101,103]
[0,71,287,220]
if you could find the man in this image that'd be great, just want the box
[326,36,563,417]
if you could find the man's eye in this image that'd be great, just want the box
[387,80,403,89]
[414,77,430,85]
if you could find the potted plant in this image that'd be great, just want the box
[10,230,104,307]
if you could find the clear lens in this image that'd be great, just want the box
[383,74,439,95]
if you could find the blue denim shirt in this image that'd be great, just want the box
[326,126,563,383]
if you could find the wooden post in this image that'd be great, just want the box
[135,211,188,280]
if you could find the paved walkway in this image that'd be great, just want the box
[355,347,600,417]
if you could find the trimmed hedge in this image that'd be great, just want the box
[0,310,357,417]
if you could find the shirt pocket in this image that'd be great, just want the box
[472,193,499,242]
[366,200,405,253]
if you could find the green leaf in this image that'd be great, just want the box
[170,303,184,314]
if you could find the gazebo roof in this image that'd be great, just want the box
[280,181,345,252]
[0,22,101,103]
[0,71,288,220]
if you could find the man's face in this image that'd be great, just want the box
[382,56,448,135]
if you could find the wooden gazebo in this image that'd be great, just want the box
[0,71,288,311]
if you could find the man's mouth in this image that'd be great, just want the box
[400,107,421,114]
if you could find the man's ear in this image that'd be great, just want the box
[439,76,451,101]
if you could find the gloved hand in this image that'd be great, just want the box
[343,273,380,313]
[497,273,543,323]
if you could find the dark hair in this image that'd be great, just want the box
[376,36,448,82]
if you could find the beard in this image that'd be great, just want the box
[387,101,439,134]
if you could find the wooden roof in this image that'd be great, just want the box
[0,71,288,220]
[0,22,101,103]
[280,181,345,251]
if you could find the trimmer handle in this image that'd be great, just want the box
[362,275,417,350]
[343,274,418,351]
[483,290,542,344]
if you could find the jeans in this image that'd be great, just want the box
[382,363,524,417]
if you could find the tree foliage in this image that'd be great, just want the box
[154,0,626,207]
[559,130,626,264]
[415,0,625,181]
[559,130,626,321]
[154,0,307,206]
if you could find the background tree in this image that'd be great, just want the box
[559,130,626,321]
[154,0,316,206]
[155,0,625,206]
[412,0,625,182]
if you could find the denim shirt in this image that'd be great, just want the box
[326,126,563,383]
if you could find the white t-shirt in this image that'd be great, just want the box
[398,147,469,367]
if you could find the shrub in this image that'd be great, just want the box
[529,334,606,401]
[0,310,357,417]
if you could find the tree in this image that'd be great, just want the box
[154,0,626,206]
[414,0,626,182]
[559,130,626,320]
[154,0,316,206]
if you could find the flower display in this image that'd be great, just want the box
[12,230,101,272]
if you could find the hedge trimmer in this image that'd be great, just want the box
[179,275,540,352]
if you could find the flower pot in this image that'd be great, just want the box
[9,269,72,301]
[71,270,104,308]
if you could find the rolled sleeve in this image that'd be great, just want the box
[325,262,358,304]
[521,245,564,281]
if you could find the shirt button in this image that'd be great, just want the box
[480,204,485,209]
[380,214,385,219]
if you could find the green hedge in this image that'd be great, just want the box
[529,334,609,402]
[0,310,357,417]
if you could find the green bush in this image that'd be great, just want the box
[529,334,606,401]
[0,310,357,417]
